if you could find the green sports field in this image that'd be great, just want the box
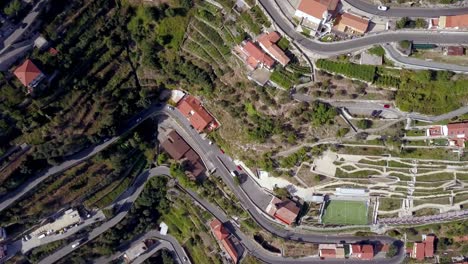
[321,200,368,225]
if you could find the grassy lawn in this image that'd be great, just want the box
[413,197,450,206]
[406,130,426,136]
[379,198,402,211]
[388,160,413,168]
[335,168,378,178]
[400,148,459,161]
[322,200,368,225]
[416,172,454,182]
[358,158,386,166]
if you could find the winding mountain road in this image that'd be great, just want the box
[259,0,468,56]
[344,0,468,17]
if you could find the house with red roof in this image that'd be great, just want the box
[177,95,218,133]
[439,14,468,29]
[295,0,340,25]
[350,244,374,260]
[319,244,345,259]
[210,219,239,263]
[265,197,300,225]
[334,13,369,35]
[447,122,468,147]
[238,40,275,70]
[257,31,290,66]
[13,59,45,94]
[411,234,436,261]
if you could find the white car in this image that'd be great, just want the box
[208,141,213,145]
[72,242,80,248]
[378,5,388,11]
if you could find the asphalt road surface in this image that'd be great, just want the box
[383,44,468,72]
[344,0,468,17]
[35,114,405,264]
[259,0,468,55]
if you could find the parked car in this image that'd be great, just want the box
[384,104,391,109]
[378,5,388,11]
[71,242,80,248]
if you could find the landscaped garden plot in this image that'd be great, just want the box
[379,198,401,211]
[321,200,368,225]
[416,172,454,182]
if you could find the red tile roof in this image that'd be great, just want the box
[297,0,340,20]
[414,242,425,260]
[337,13,369,33]
[447,46,465,56]
[210,219,230,240]
[447,122,468,138]
[177,96,215,132]
[320,248,336,258]
[428,126,442,136]
[441,14,468,28]
[351,244,361,253]
[48,47,58,55]
[381,244,390,253]
[257,32,290,66]
[243,41,275,68]
[13,59,42,87]
[257,32,281,48]
[361,245,374,260]
[425,235,435,258]
[221,238,239,263]
[274,199,300,225]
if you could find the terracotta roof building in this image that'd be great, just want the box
[13,59,45,93]
[161,130,205,180]
[412,242,425,261]
[209,219,239,263]
[265,197,300,225]
[319,244,345,259]
[448,122,468,139]
[239,41,275,69]
[210,219,230,240]
[177,95,218,133]
[424,235,435,258]
[257,32,290,66]
[351,244,374,260]
[411,235,436,261]
[334,13,369,34]
[295,0,340,25]
[447,46,465,56]
[439,14,468,29]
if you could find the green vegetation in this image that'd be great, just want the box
[277,37,290,50]
[322,200,368,225]
[406,130,426,136]
[27,240,64,262]
[65,177,169,261]
[416,173,454,182]
[335,168,377,178]
[368,46,385,56]
[336,127,350,137]
[356,119,372,129]
[316,59,376,82]
[3,0,21,17]
[379,198,401,211]
[279,147,309,168]
[270,68,299,89]
[399,40,411,49]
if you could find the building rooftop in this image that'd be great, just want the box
[425,235,435,258]
[257,32,290,66]
[266,197,300,225]
[440,14,468,28]
[13,59,42,87]
[210,219,230,240]
[243,41,275,69]
[414,242,425,260]
[447,46,465,56]
[177,95,216,133]
[335,13,369,33]
[296,0,340,20]
[161,130,191,160]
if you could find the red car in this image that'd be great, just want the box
[384,104,391,109]
[237,165,243,171]
[220,149,225,154]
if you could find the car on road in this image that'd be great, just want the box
[183,256,188,262]
[167,106,174,110]
[220,149,225,154]
[230,170,239,177]
[23,234,32,241]
[377,5,388,11]
[237,165,242,171]
[136,118,142,122]
[71,242,80,248]
[384,104,391,109]
[208,140,213,145]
